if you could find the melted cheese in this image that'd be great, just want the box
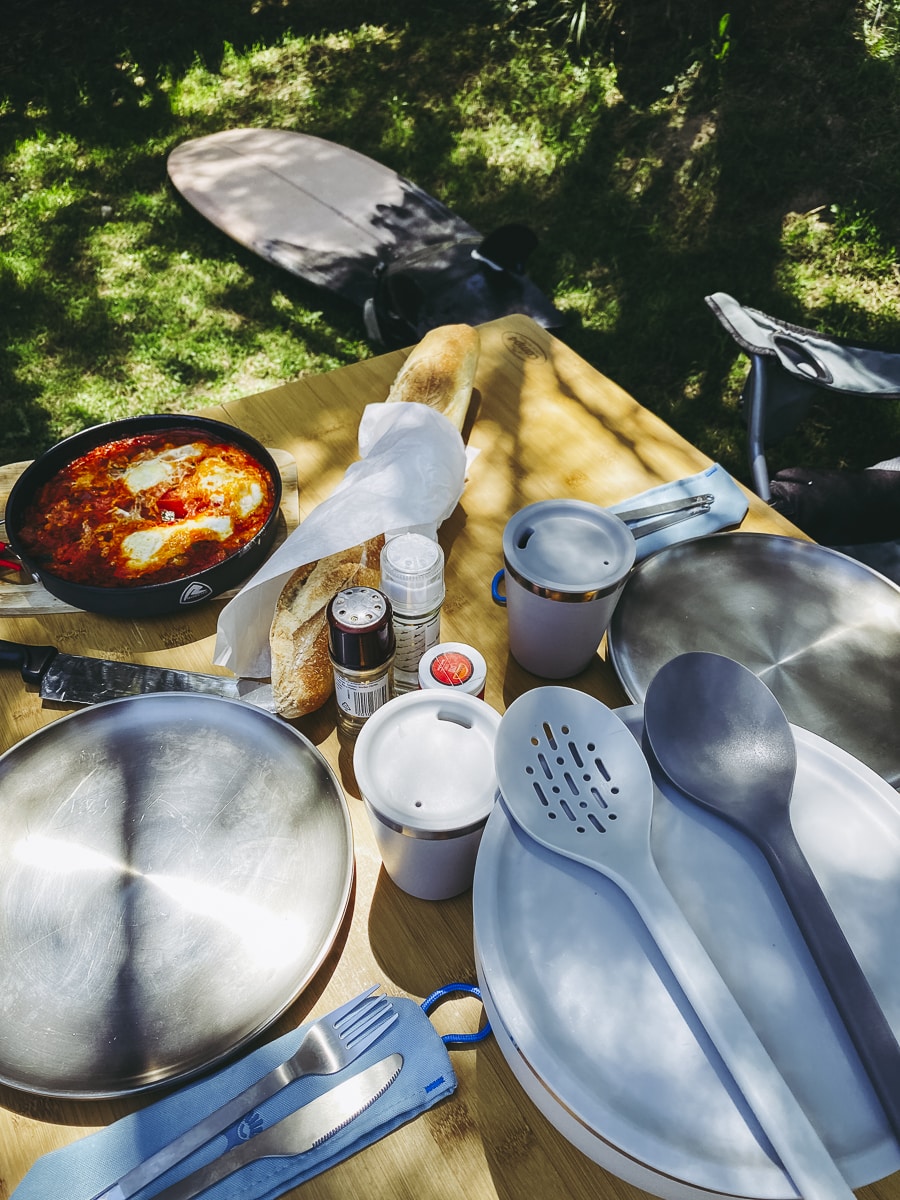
[122,514,234,569]
[123,443,205,494]
[191,458,266,517]
[17,429,276,588]
[237,481,264,517]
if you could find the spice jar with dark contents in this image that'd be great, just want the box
[327,585,396,738]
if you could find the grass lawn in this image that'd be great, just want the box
[3,0,900,489]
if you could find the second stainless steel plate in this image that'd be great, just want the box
[0,694,353,1098]
[607,533,900,787]
[474,706,900,1200]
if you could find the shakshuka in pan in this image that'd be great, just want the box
[16,429,277,588]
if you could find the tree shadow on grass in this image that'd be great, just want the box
[0,0,490,151]
[3,0,900,476]
[540,0,900,481]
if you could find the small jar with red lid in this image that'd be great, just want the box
[417,642,486,700]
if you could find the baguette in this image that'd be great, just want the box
[269,536,383,718]
[384,323,479,432]
[269,324,479,717]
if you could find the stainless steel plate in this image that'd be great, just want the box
[0,694,353,1098]
[607,533,900,787]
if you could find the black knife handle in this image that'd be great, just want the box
[0,639,59,684]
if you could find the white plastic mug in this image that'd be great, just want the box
[353,691,501,900]
[495,499,635,678]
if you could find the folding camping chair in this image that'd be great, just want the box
[704,294,900,580]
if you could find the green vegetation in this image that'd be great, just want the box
[3,0,900,487]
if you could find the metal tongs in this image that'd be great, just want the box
[614,492,714,539]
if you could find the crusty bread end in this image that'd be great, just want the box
[384,323,479,432]
[269,537,383,718]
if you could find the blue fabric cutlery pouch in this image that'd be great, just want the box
[608,462,749,561]
[12,995,456,1200]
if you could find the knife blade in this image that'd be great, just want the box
[128,1053,402,1200]
[0,638,274,709]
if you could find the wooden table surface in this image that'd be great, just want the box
[0,315,894,1200]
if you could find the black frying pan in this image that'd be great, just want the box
[4,414,283,618]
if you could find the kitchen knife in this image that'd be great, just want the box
[0,638,274,709]
[124,1053,403,1200]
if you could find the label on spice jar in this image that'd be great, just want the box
[334,672,392,718]
[393,609,442,678]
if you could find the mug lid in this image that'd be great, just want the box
[353,691,500,835]
[502,499,635,595]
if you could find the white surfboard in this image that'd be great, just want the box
[167,128,563,344]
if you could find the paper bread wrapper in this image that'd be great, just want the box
[213,325,477,685]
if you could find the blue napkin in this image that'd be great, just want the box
[608,463,749,561]
[12,996,455,1200]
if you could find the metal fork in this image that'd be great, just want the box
[92,984,398,1200]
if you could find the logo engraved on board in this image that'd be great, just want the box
[503,331,547,362]
[180,581,214,604]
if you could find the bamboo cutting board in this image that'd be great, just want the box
[0,316,824,1200]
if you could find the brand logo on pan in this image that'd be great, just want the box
[180,581,214,604]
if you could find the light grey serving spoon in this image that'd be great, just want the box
[496,687,853,1200]
[642,650,900,1145]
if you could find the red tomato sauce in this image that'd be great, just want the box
[17,430,276,588]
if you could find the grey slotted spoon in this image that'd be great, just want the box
[495,687,853,1200]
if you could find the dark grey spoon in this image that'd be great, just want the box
[643,650,900,1144]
